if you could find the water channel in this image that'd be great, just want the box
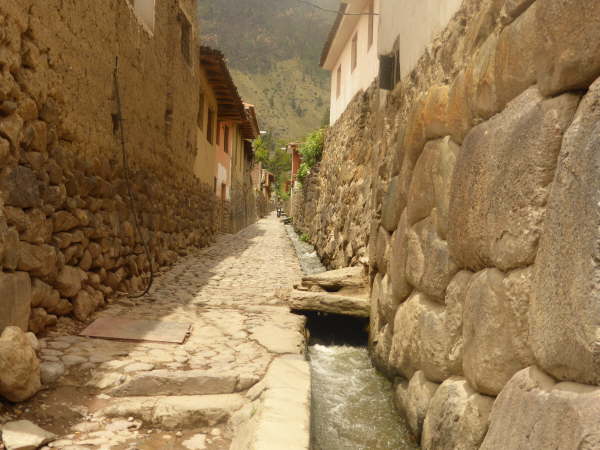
[285,225,419,450]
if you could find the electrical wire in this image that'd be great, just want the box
[113,57,155,298]
[293,0,379,15]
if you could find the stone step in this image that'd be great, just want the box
[289,289,370,318]
[95,393,245,429]
[0,420,56,450]
[108,369,259,397]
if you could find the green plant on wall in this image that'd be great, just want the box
[296,163,311,182]
[297,127,326,183]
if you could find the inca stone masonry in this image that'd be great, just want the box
[293,0,600,448]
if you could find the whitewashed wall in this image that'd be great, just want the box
[378,0,462,78]
[326,0,380,124]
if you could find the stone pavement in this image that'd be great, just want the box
[0,214,311,450]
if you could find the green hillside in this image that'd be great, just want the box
[198,0,340,141]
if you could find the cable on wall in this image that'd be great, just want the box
[113,56,155,298]
[292,0,379,15]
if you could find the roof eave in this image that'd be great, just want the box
[319,3,348,68]
[200,46,246,122]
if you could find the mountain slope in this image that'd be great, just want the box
[198,0,340,140]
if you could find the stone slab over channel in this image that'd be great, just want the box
[289,290,370,318]
[289,266,370,317]
[0,214,312,450]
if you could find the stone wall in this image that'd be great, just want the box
[255,191,272,220]
[216,201,232,234]
[230,180,248,234]
[292,83,383,269]
[0,0,220,335]
[300,0,600,447]
[230,164,263,234]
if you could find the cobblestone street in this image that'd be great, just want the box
[0,214,311,450]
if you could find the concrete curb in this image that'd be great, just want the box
[230,356,311,450]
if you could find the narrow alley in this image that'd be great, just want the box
[1,0,600,448]
[0,214,310,450]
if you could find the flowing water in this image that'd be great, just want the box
[285,225,327,275]
[284,223,417,449]
[309,345,419,450]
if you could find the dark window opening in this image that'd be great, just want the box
[164,93,173,138]
[351,33,358,72]
[379,38,401,91]
[336,65,342,99]
[179,12,191,65]
[393,46,401,87]
[111,112,120,135]
[213,177,217,194]
[223,126,229,153]
[207,108,215,144]
[197,93,205,129]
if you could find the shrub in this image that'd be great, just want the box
[296,162,311,183]
[296,127,326,182]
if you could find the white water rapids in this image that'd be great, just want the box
[309,345,419,450]
[285,224,418,449]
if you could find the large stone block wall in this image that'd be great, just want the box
[299,0,600,447]
[0,0,220,336]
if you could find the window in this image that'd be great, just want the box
[213,177,217,194]
[132,0,155,32]
[392,43,401,87]
[207,108,215,144]
[164,93,173,138]
[179,12,191,65]
[379,38,401,90]
[221,183,226,201]
[351,34,358,72]
[216,123,220,146]
[223,126,229,153]
[336,65,342,98]
[368,0,374,49]
[197,93,205,129]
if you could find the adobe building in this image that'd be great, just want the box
[199,48,263,233]
[193,52,219,190]
[0,0,264,338]
[229,103,261,233]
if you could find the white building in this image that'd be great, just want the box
[378,0,462,84]
[321,0,463,122]
[320,0,380,124]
